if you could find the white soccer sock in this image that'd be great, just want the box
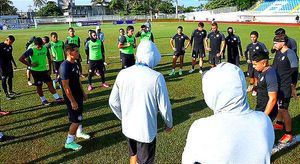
[52,93,60,100]
[0,132,3,138]
[76,124,83,135]
[40,96,47,102]
[66,134,75,144]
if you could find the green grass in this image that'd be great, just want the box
[0,22,299,163]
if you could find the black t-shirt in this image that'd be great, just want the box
[225,34,241,56]
[172,33,189,51]
[244,41,269,61]
[191,29,207,50]
[0,42,13,68]
[207,31,225,53]
[272,49,299,98]
[256,67,278,111]
[59,60,83,101]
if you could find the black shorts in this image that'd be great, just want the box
[53,61,63,74]
[208,54,220,65]
[65,98,83,123]
[31,70,52,86]
[89,60,104,74]
[174,51,185,57]
[127,137,156,164]
[192,49,205,58]
[120,51,123,62]
[121,53,135,69]
[278,97,291,110]
[227,55,240,66]
[247,63,258,78]
[0,66,13,78]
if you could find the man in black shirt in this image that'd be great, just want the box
[244,31,269,96]
[60,43,90,151]
[252,53,278,120]
[189,22,207,74]
[272,34,299,144]
[169,26,190,76]
[271,28,298,98]
[0,35,17,100]
[205,22,225,68]
[224,27,243,67]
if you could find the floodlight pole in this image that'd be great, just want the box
[175,0,178,19]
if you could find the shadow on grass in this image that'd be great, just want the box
[271,114,300,162]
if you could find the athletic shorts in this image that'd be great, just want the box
[174,51,185,57]
[121,53,135,69]
[53,61,63,74]
[127,137,156,164]
[0,66,13,78]
[247,63,258,78]
[192,49,205,58]
[278,97,291,110]
[120,51,123,62]
[31,70,52,86]
[89,60,104,74]
[208,54,220,65]
[65,98,83,123]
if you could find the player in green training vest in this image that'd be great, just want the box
[49,32,65,89]
[135,25,154,42]
[65,27,84,77]
[118,28,125,64]
[19,37,64,106]
[118,25,136,69]
[85,30,109,91]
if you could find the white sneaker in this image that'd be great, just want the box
[76,132,90,139]
[199,69,203,74]
[188,69,194,73]
[27,81,33,86]
[247,85,253,92]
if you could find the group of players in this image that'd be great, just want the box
[0,21,299,150]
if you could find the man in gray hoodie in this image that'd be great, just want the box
[182,63,274,164]
[109,40,173,164]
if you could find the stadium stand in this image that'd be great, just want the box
[253,0,300,13]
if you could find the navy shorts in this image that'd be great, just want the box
[53,61,63,74]
[65,98,83,123]
[247,63,258,78]
[31,70,52,86]
[174,51,185,57]
[192,49,205,58]
[208,54,220,65]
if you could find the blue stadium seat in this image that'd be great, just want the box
[254,0,300,13]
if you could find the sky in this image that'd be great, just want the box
[11,0,208,12]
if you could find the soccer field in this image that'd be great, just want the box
[0,22,299,163]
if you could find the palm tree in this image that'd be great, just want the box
[0,0,15,15]
[33,0,46,8]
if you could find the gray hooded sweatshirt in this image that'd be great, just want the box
[182,63,274,164]
[109,40,173,143]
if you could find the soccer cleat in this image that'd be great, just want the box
[169,70,176,76]
[179,70,183,76]
[87,84,94,91]
[9,91,16,97]
[199,69,203,74]
[55,98,64,103]
[273,123,284,130]
[27,81,33,86]
[0,111,10,116]
[65,141,82,151]
[279,134,293,144]
[101,83,110,88]
[76,132,91,140]
[247,85,253,92]
[6,94,13,100]
[188,69,195,73]
[42,100,51,106]
[252,90,257,96]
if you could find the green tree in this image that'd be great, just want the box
[33,0,46,8]
[158,1,175,14]
[36,1,63,17]
[0,0,18,15]
[109,0,125,14]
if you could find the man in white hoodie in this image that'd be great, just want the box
[182,63,274,164]
[109,40,173,164]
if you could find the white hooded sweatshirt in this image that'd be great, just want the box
[182,63,274,164]
[109,40,173,143]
